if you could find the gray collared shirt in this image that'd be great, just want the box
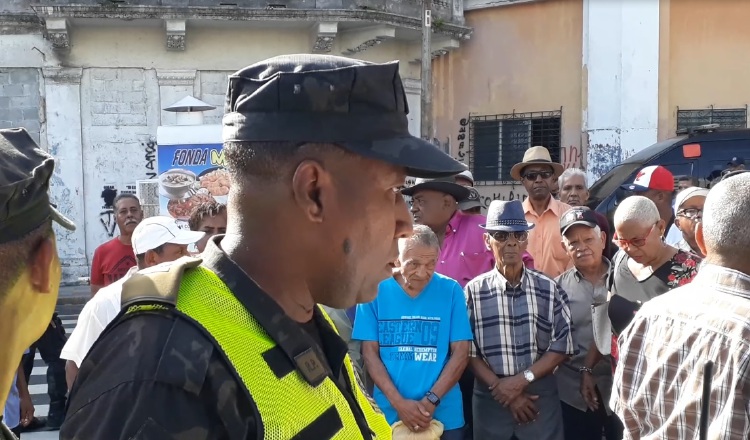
[554,259,613,412]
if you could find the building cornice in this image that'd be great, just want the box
[30,5,473,40]
[42,67,83,84]
[156,69,197,86]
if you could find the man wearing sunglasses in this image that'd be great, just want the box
[673,186,708,257]
[511,146,572,278]
[467,200,574,440]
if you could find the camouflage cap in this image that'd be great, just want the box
[0,128,75,244]
[223,54,467,178]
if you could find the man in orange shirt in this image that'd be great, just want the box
[511,146,571,278]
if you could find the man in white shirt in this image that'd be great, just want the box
[62,216,204,389]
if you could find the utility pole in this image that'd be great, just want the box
[420,0,432,140]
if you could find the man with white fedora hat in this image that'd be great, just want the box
[511,146,572,278]
[466,199,574,440]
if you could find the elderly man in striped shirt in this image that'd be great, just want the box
[466,200,576,440]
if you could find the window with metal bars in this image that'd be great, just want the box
[676,106,747,134]
[468,110,562,184]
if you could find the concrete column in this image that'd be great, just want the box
[42,67,88,284]
[403,78,422,138]
[156,69,197,125]
[582,0,660,182]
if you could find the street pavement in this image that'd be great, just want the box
[24,303,83,440]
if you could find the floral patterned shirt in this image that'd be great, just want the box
[607,250,702,366]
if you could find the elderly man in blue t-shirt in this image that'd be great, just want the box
[353,224,473,439]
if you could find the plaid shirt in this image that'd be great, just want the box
[611,264,750,439]
[465,267,576,376]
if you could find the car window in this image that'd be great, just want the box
[696,139,750,186]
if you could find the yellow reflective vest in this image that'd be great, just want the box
[124,263,392,440]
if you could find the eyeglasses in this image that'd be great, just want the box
[677,208,702,220]
[522,171,554,181]
[612,223,657,248]
[490,231,529,243]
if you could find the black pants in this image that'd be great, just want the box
[21,312,68,424]
[560,401,624,440]
[458,370,474,440]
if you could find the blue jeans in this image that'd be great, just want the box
[442,427,465,440]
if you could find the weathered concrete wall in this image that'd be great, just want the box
[658,0,750,140]
[79,68,161,271]
[432,0,583,204]
[0,68,42,144]
[0,24,426,282]
[583,0,659,183]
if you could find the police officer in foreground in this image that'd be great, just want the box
[61,54,466,439]
[0,128,76,439]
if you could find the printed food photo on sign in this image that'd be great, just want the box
[157,143,226,226]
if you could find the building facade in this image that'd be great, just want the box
[0,0,470,282]
[432,0,750,207]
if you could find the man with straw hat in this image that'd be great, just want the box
[511,146,571,278]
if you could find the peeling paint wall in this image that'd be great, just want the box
[582,0,659,183]
[432,0,583,204]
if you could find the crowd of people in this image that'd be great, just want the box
[1,53,749,440]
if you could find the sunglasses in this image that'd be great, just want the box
[522,171,554,181]
[489,231,529,243]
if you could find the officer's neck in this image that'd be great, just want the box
[221,233,316,323]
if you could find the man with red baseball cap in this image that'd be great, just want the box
[620,165,682,245]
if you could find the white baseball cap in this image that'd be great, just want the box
[132,216,206,255]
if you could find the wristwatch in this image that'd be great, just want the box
[579,366,594,374]
[523,369,535,383]
[425,391,441,407]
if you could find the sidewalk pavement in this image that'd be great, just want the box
[58,284,91,305]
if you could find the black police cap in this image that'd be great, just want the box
[223,54,466,178]
[0,128,75,244]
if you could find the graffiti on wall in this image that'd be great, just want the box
[456,117,469,163]
[143,138,157,179]
[99,184,137,237]
[477,188,528,208]
[560,145,583,170]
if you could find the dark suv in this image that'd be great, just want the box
[587,126,750,224]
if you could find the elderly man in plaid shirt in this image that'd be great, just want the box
[465,200,576,440]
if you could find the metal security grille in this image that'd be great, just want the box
[468,110,562,184]
[676,106,747,133]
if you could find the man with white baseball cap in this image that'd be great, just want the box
[61,216,204,389]
[673,186,709,257]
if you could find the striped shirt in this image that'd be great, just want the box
[465,267,576,376]
[611,263,750,439]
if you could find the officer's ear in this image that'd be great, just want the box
[29,236,55,293]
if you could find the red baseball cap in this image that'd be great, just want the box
[620,165,674,192]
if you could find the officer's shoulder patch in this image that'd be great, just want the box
[121,256,203,309]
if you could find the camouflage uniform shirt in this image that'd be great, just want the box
[60,238,361,440]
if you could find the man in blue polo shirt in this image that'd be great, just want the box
[354,224,472,439]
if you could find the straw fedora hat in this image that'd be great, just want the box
[391,420,444,440]
[510,146,564,181]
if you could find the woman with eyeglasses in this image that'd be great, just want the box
[606,195,702,365]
